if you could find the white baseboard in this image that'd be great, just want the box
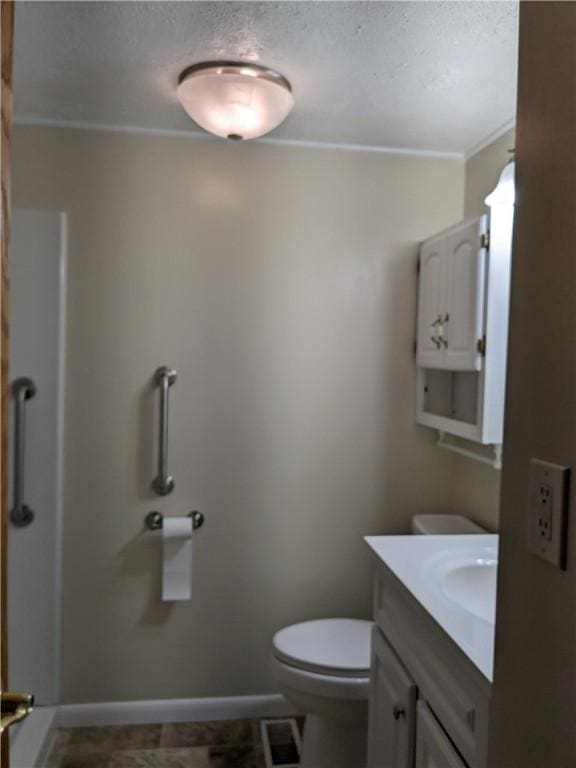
[10,705,59,768]
[58,694,296,728]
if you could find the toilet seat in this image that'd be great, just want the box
[272,656,370,702]
[272,618,373,678]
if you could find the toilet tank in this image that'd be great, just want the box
[411,514,486,535]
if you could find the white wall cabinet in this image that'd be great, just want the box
[415,210,513,448]
[416,239,445,369]
[417,217,487,372]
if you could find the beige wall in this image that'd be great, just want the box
[13,126,464,702]
[489,4,576,766]
[449,127,516,532]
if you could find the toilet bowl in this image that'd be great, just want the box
[272,515,486,768]
[271,618,372,768]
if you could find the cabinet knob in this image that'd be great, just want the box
[392,704,406,720]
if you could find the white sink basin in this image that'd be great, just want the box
[441,560,497,623]
[366,534,498,681]
[422,544,498,626]
[365,534,499,681]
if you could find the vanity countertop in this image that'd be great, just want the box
[365,534,498,682]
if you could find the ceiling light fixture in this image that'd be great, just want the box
[177,61,294,141]
[484,161,516,207]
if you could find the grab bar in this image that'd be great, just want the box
[10,377,37,527]
[152,366,177,495]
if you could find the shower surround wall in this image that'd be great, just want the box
[13,125,464,704]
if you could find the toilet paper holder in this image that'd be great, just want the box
[145,511,204,532]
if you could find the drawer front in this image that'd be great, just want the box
[374,568,489,768]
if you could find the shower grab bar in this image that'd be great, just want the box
[10,377,37,527]
[152,366,177,495]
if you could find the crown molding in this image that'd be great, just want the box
[464,118,516,161]
[15,116,518,162]
[14,116,465,160]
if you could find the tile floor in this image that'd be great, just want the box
[44,718,304,768]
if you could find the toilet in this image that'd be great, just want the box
[411,513,486,535]
[271,514,486,768]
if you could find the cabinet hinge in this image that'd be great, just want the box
[480,231,490,249]
[477,336,486,356]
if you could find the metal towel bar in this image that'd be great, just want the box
[437,430,503,470]
[152,366,177,495]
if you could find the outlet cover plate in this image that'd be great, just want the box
[527,459,570,569]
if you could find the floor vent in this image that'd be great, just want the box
[260,718,302,767]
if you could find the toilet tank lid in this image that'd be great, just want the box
[272,618,373,677]
[412,514,486,534]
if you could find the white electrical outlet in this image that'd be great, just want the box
[528,459,570,569]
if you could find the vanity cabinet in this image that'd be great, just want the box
[415,702,468,768]
[367,628,417,768]
[367,562,491,768]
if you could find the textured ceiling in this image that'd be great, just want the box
[13,1,519,154]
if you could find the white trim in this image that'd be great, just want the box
[53,212,67,704]
[58,694,296,728]
[13,116,464,160]
[10,706,58,768]
[255,136,461,159]
[464,118,516,161]
[14,115,520,162]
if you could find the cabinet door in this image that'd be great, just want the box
[443,217,487,371]
[416,238,445,368]
[368,627,417,768]
[415,702,468,768]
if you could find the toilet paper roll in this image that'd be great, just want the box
[162,516,193,602]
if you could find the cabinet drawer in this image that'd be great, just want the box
[374,567,489,768]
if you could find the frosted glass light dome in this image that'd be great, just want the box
[177,61,294,141]
[485,161,516,206]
